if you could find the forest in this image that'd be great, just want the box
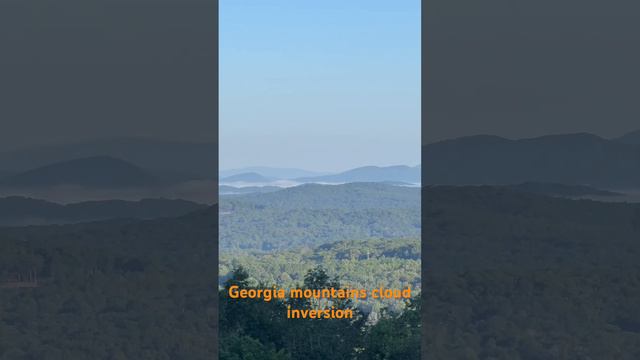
[220,237,420,314]
[219,266,420,360]
[219,183,421,316]
[0,185,639,358]
[219,183,420,252]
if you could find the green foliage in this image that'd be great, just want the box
[220,183,420,251]
[422,186,640,358]
[219,266,417,360]
[220,238,420,313]
[220,334,291,360]
[220,204,419,252]
[0,208,217,359]
[359,298,421,360]
[223,183,420,210]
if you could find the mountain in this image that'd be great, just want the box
[0,156,157,189]
[220,183,420,251]
[505,182,621,197]
[613,129,640,145]
[220,172,274,183]
[225,182,420,210]
[422,133,640,188]
[0,197,206,226]
[219,185,282,195]
[297,165,420,184]
[219,167,326,179]
[0,138,217,182]
[0,205,218,357]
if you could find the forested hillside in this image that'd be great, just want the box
[423,186,640,358]
[0,197,206,226]
[219,183,420,251]
[1,186,639,358]
[0,208,218,359]
[222,183,420,210]
[220,237,420,314]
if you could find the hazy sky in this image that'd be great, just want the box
[219,0,421,172]
[2,0,638,164]
[423,0,640,144]
[0,0,217,153]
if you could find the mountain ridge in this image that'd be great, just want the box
[0,156,158,189]
[0,138,217,181]
[0,196,206,226]
[423,132,640,188]
[296,165,421,184]
[614,129,640,145]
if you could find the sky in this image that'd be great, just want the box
[1,0,638,164]
[423,0,640,144]
[219,0,421,172]
[0,0,217,153]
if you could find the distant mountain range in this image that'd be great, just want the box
[423,132,640,189]
[219,131,640,189]
[296,165,421,184]
[219,185,282,196]
[3,131,640,191]
[0,197,206,226]
[0,156,158,189]
[0,138,217,181]
[219,167,326,179]
[220,172,274,183]
[614,130,640,145]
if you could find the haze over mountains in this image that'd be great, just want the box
[220,129,640,191]
[0,138,217,181]
[0,156,158,189]
[423,131,640,189]
[220,172,274,183]
[0,140,218,204]
[2,130,640,203]
[219,165,421,187]
[296,165,420,184]
[219,167,326,179]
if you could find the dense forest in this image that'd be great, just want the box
[219,266,421,360]
[1,185,639,358]
[220,204,419,252]
[221,183,420,210]
[219,183,420,252]
[0,209,218,359]
[0,197,206,226]
[219,183,421,315]
[422,186,640,359]
[220,237,420,314]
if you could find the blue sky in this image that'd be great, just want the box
[220,0,420,172]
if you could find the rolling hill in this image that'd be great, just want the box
[0,156,158,189]
[224,182,420,210]
[219,167,325,179]
[220,172,274,183]
[2,187,640,357]
[297,165,420,184]
[220,183,420,251]
[504,182,621,197]
[0,138,217,181]
[0,197,206,226]
[422,133,640,188]
[614,129,640,145]
[219,185,282,195]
